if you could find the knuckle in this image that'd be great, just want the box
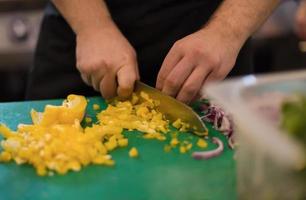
[164,78,177,90]
[173,40,184,49]
[103,63,113,73]
[192,47,205,57]
[123,50,137,63]
[183,84,197,96]
[80,59,108,74]
[120,84,132,92]
[128,49,137,60]
[206,55,221,68]
[157,74,166,83]
[78,64,92,74]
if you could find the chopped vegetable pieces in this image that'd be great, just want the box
[197,138,208,148]
[129,147,139,158]
[0,92,211,176]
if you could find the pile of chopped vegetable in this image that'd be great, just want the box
[0,93,215,176]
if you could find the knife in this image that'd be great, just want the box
[134,81,207,135]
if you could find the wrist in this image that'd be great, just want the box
[201,17,248,49]
[74,15,116,37]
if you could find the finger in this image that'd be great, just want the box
[117,64,138,98]
[91,70,106,92]
[100,72,118,99]
[204,66,228,86]
[176,66,211,104]
[81,73,91,86]
[135,63,140,80]
[156,46,183,90]
[191,93,201,103]
[161,57,195,97]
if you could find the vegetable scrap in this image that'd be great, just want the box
[192,137,224,160]
[93,104,100,111]
[196,138,208,149]
[129,147,139,158]
[85,117,92,123]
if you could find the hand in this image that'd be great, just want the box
[295,0,306,41]
[156,27,243,104]
[76,21,139,99]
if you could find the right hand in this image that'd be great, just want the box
[296,0,306,41]
[76,20,139,99]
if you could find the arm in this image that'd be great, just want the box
[52,0,139,99]
[156,0,280,104]
[295,0,306,40]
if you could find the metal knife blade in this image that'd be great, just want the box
[134,81,207,135]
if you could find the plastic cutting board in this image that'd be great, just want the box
[0,97,236,200]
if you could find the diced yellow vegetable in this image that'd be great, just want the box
[164,145,171,153]
[118,138,128,147]
[170,138,179,147]
[0,92,209,176]
[85,117,92,123]
[105,140,118,151]
[186,143,193,150]
[179,146,187,154]
[0,151,11,162]
[129,147,138,158]
[93,104,100,111]
[197,138,208,148]
[172,119,182,129]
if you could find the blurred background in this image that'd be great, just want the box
[0,0,305,102]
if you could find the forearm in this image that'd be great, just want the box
[205,0,280,45]
[52,0,114,35]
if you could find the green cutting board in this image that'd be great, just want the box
[0,97,236,200]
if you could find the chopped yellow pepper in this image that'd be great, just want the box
[170,138,179,147]
[0,95,117,176]
[118,138,128,147]
[129,147,138,158]
[93,104,100,111]
[179,145,187,154]
[164,145,171,153]
[197,138,208,148]
[0,92,208,176]
[85,117,92,123]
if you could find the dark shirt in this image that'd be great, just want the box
[26,0,252,100]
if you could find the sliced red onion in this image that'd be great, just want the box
[228,136,235,149]
[192,137,224,160]
[199,100,235,152]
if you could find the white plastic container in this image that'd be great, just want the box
[205,70,306,199]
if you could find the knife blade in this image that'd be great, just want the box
[134,81,207,135]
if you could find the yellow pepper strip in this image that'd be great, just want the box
[31,94,87,126]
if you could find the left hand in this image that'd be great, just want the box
[156,27,243,104]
